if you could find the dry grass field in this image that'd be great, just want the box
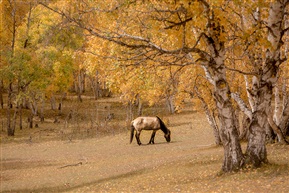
[1,97,289,192]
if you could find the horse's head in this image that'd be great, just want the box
[164,130,171,142]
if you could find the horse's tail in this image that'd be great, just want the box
[156,116,168,133]
[130,123,135,144]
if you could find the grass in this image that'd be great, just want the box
[1,95,289,193]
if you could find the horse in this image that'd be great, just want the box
[130,116,171,145]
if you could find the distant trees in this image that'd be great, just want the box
[0,0,108,135]
[1,0,37,135]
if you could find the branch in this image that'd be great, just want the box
[201,66,214,85]
[244,75,256,112]
[59,162,83,169]
[225,66,257,76]
[231,92,252,120]
[164,17,192,29]
[39,2,212,66]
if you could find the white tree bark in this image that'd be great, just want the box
[231,92,252,120]
[274,86,282,125]
[246,0,289,166]
[244,75,256,112]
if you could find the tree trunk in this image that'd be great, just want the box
[126,101,133,127]
[199,3,244,171]
[246,1,286,167]
[279,100,289,135]
[137,97,143,116]
[12,108,18,132]
[7,82,14,136]
[76,74,83,102]
[89,71,100,100]
[58,92,66,115]
[202,61,244,172]
[245,0,289,166]
[51,95,56,110]
[245,65,276,166]
[246,111,268,167]
[19,103,23,130]
[213,76,244,172]
[6,0,17,136]
[28,113,34,129]
[0,79,3,109]
[239,115,250,141]
[267,108,288,144]
[40,97,45,122]
[273,86,282,125]
[166,95,175,114]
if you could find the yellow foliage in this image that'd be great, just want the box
[1,0,288,115]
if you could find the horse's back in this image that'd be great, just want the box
[131,116,160,131]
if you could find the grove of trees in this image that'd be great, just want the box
[1,0,289,172]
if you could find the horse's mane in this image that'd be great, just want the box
[156,116,170,134]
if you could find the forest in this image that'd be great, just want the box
[1,0,289,178]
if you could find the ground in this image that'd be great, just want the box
[1,101,289,193]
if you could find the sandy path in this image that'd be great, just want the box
[1,113,215,192]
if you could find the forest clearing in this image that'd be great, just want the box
[1,1,289,192]
[1,97,289,193]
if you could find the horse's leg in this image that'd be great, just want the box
[135,131,142,145]
[148,130,156,144]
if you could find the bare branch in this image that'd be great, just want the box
[231,92,252,120]
[164,17,192,29]
[225,66,257,76]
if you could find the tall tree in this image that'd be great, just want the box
[245,0,289,166]
[0,0,35,135]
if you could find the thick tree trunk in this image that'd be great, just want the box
[245,0,289,166]
[245,62,275,166]
[246,111,268,167]
[239,115,250,141]
[203,61,244,172]
[199,3,244,171]
[213,76,244,172]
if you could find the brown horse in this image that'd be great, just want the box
[130,116,171,145]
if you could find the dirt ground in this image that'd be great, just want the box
[1,112,289,193]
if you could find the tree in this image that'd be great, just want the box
[0,0,87,134]
[0,0,37,135]
[227,0,289,166]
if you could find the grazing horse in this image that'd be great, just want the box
[130,116,171,145]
